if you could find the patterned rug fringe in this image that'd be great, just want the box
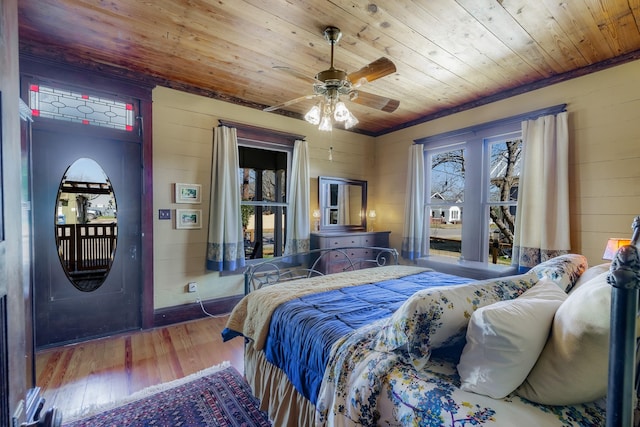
[62,360,232,423]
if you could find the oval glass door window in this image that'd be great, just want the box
[55,158,117,292]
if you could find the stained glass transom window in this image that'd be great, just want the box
[29,84,134,132]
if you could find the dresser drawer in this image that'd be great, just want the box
[362,233,389,247]
[325,235,362,247]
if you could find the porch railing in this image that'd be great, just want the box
[56,223,117,273]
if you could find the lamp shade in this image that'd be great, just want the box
[603,238,632,260]
[333,101,350,122]
[318,115,333,131]
[304,105,321,125]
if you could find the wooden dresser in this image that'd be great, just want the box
[310,231,391,274]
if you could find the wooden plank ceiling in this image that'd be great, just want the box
[17,0,640,136]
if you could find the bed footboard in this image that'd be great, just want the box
[243,246,399,295]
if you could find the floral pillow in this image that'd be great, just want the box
[528,253,588,292]
[373,271,539,370]
[570,262,610,293]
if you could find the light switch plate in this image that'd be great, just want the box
[159,209,171,220]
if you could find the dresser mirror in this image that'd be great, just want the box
[318,176,367,232]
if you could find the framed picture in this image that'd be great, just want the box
[175,183,201,204]
[176,209,202,229]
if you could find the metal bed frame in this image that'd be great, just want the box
[243,246,399,295]
[241,220,640,426]
[607,216,640,427]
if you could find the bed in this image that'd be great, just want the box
[223,237,640,427]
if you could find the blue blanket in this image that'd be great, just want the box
[262,270,474,404]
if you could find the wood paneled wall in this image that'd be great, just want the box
[151,59,640,312]
[151,87,375,310]
[373,59,640,268]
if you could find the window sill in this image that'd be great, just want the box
[415,256,518,280]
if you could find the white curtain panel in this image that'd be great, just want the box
[284,139,310,255]
[401,144,428,260]
[337,184,350,225]
[206,126,245,271]
[513,111,570,271]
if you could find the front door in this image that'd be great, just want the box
[32,128,142,347]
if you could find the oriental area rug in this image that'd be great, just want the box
[62,362,271,427]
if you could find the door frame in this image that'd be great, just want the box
[20,55,155,330]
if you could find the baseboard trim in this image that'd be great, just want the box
[153,295,242,327]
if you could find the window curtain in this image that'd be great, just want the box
[283,139,310,255]
[401,144,428,260]
[512,111,570,271]
[206,126,245,271]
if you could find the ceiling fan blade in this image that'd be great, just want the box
[272,66,320,84]
[263,94,320,112]
[348,57,396,87]
[349,91,399,113]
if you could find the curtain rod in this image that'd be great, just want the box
[218,119,306,142]
[414,103,567,145]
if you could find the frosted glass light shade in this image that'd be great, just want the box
[319,115,333,131]
[344,111,359,129]
[334,101,350,122]
[304,104,321,125]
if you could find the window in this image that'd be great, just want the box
[428,145,466,258]
[220,121,303,262]
[487,136,522,265]
[417,106,563,265]
[424,130,521,264]
[28,83,135,131]
[238,145,289,260]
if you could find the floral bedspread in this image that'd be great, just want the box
[315,320,604,426]
[315,254,604,426]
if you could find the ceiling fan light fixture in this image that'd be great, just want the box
[304,104,321,125]
[319,114,333,132]
[333,101,350,122]
[266,26,398,132]
[307,96,358,131]
[344,111,359,129]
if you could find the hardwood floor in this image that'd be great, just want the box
[35,315,244,418]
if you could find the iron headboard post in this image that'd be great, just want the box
[606,215,640,427]
[244,265,253,296]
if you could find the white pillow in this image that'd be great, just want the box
[457,279,567,399]
[516,271,611,405]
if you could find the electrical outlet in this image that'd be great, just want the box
[187,282,197,293]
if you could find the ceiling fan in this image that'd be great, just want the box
[263,26,400,131]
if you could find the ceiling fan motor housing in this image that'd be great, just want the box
[314,69,352,97]
[323,26,342,44]
[315,26,352,97]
